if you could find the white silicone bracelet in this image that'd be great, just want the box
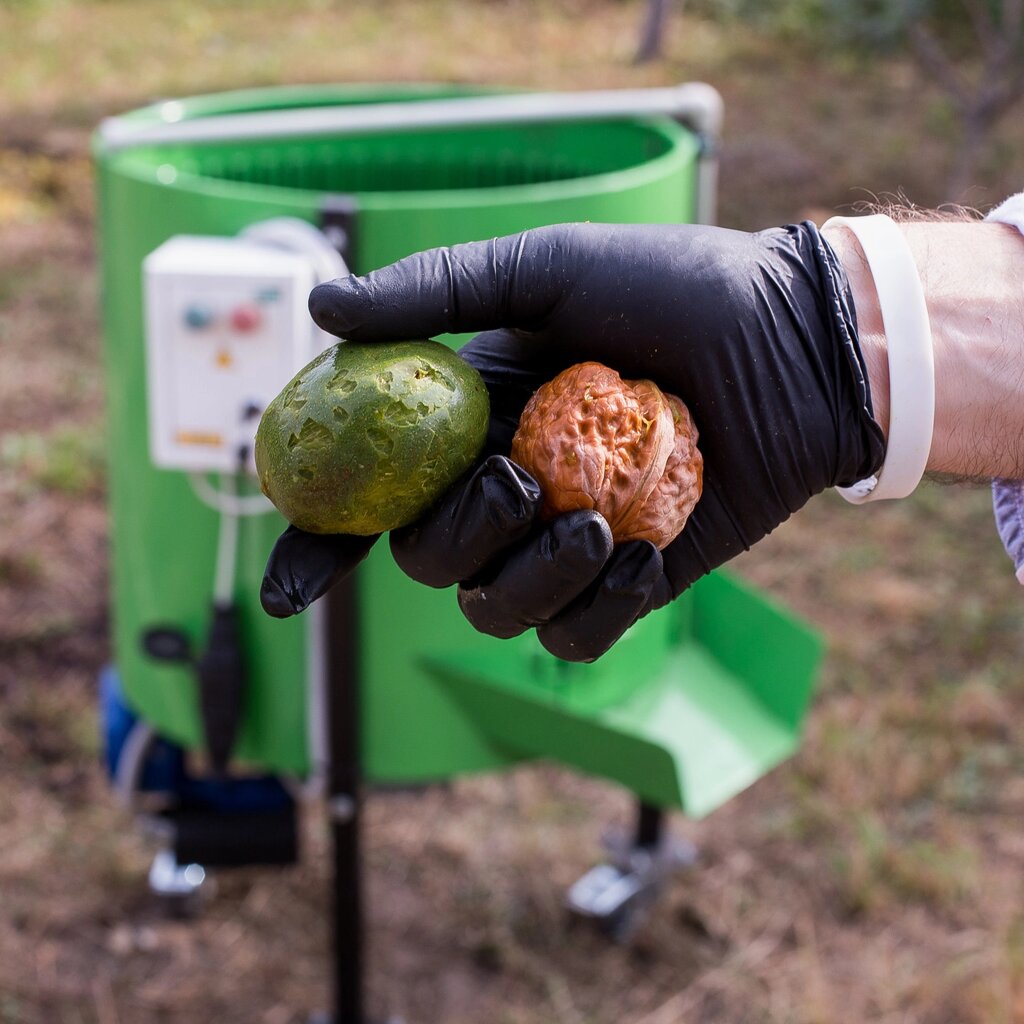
[825,214,935,504]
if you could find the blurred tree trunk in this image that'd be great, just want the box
[635,0,675,63]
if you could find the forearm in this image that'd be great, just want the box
[823,219,1024,481]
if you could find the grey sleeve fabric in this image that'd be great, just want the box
[986,193,1024,582]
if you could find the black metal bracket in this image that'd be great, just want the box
[566,801,698,942]
[139,602,247,777]
[320,195,359,272]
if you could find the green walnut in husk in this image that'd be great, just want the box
[255,340,489,535]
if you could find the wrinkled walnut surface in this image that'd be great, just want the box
[510,362,703,550]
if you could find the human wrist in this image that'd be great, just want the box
[824,219,1024,481]
[899,221,1024,479]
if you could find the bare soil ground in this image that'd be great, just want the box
[1,2,1022,1022]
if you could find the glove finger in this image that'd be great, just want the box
[456,511,614,640]
[261,525,379,618]
[538,540,663,663]
[308,229,566,341]
[650,477,760,614]
[390,455,542,588]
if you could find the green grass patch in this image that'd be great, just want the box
[834,813,979,917]
[1,422,106,496]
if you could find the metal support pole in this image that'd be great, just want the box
[634,800,663,849]
[324,573,364,1024]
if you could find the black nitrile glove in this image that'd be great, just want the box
[261,222,885,662]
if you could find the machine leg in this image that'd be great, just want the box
[317,574,366,1024]
[328,794,364,1024]
[566,800,698,941]
[307,797,365,1024]
[316,576,404,1024]
[635,800,663,849]
[147,848,209,917]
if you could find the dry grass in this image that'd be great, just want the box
[2,1,1024,1022]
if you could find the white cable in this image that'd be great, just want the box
[826,214,935,504]
[242,217,348,360]
[240,219,348,801]
[113,719,158,809]
[302,601,329,800]
[213,472,240,604]
[241,217,348,285]
[188,472,275,516]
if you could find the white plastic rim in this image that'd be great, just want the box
[99,83,725,151]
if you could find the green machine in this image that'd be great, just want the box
[95,83,821,1020]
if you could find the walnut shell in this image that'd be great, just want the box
[510,362,703,550]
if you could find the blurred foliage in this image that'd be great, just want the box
[685,0,1024,194]
[687,0,1022,55]
[687,0,828,39]
[822,0,929,48]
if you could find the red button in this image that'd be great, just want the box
[230,304,262,332]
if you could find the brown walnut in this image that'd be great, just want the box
[510,362,703,550]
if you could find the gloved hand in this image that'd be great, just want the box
[261,221,885,661]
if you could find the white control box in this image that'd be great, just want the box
[143,235,331,473]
